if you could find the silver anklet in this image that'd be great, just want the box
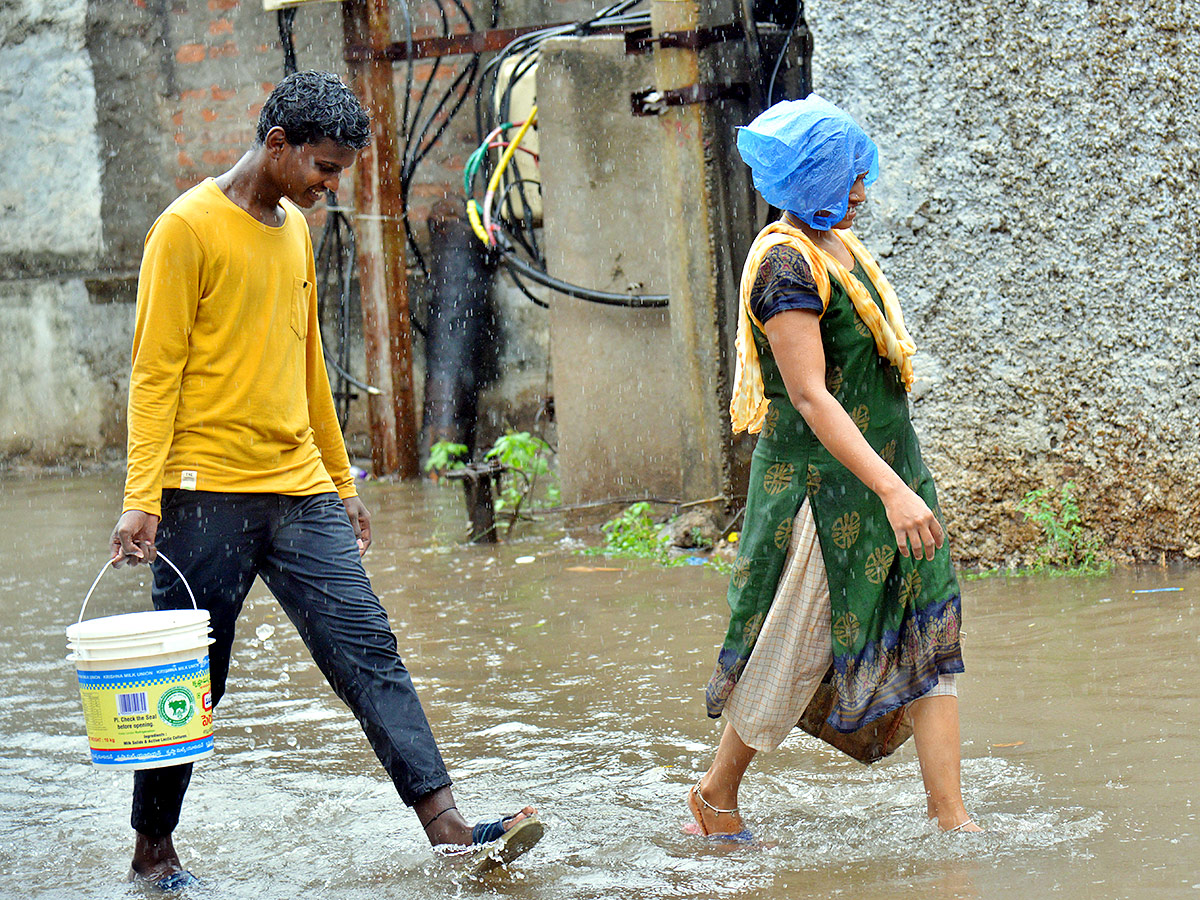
[692,783,738,815]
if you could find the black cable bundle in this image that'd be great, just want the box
[467,1,670,310]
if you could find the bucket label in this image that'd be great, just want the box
[76,655,213,767]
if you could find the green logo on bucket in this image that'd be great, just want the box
[158,687,196,727]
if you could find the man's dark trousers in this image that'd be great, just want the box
[132,490,451,837]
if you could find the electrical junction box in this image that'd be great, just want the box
[494,55,541,223]
[263,0,344,11]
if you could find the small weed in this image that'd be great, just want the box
[425,433,558,539]
[485,430,560,535]
[706,555,734,576]
[1014,481,1112,576]
[424,441,468,474]
[583,503,729,573]
[585,502,674,563]
[686,527,714,550]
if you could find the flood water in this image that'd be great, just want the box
[2,471,1198,899]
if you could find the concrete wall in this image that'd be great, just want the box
[0,1,110,459]
[805,0,1200,563]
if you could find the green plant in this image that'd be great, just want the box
[1016,481,1112,575]
[687,527,714,550]
[705,555,735,576]
[586,502,674,562]
[424,440,468,474]
[485,430,559,533]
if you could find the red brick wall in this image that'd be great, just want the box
[161,0,484,245]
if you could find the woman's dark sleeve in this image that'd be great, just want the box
[748,244,823,325]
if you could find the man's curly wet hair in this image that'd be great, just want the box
[256,71,371,149]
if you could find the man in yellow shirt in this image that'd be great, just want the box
[108,71,542,889]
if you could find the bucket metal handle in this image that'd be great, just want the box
[77,552,198,624]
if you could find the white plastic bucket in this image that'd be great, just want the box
[66,553,215,770]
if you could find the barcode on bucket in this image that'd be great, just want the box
[117,692,148,715]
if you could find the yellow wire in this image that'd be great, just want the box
[467,200,488,244]
[486,105,538,200]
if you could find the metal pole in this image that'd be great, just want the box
[342,0,420,479]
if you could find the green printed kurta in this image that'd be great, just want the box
[706,255,963,734]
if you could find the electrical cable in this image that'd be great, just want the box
[766,2,814,107]
[766,2,801,107]
[396,0,481,277]
[497,247,668,308]
[277,8,298,76]
[315,191,385,427]
[503,264,550,309]
[483,107,538,239]
[465,5,671,309]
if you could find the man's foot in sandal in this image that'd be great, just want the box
[128,833,200,892]
[685,783,754,843]
[418,795,544,876]
[457,812,545,876]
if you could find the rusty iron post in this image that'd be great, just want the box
[342,0,420,479]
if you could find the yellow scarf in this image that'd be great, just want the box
[729,220,916,434]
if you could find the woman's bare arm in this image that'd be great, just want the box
[763,309,943,560]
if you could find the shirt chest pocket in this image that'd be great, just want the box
[290,276,311,340]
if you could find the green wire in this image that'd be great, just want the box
[463,123,513,196]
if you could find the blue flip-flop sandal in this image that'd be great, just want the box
[464,813,545,877]
[128,869,200,892]
[154,871,200,891]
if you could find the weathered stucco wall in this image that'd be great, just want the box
[806,0,1199,564]
[536,35,684,503]
[1,1,103,273]
[0,0,110,459]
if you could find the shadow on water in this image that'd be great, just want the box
[1,472,1198,899]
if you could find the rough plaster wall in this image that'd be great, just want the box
[0,0,112,459]
[806,0,1200,564]
[86,0,181,273]
[0,279,128,457]
[0,0,103,274]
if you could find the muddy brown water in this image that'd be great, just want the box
[1,472,1198,899]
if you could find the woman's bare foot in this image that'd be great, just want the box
[928,808,983,833]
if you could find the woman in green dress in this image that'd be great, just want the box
[687,95,980,839]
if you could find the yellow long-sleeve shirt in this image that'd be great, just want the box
[123,178,357,518]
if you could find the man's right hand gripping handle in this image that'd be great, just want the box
[110,510,160,568]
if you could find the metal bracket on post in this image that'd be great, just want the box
[624,22,744,54]
[630,82,749,116]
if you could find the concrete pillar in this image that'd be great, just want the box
[652,0,752,502]
[537,35,684,504]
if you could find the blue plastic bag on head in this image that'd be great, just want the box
[736,94,879,230]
